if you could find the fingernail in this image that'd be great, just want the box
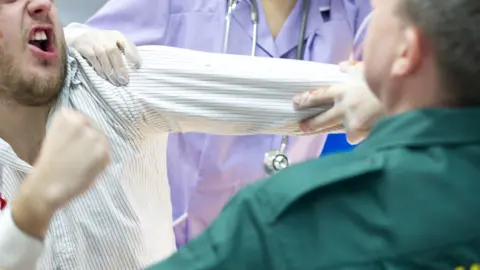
[117,75,128,86]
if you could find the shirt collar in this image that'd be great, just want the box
[45,48,79,128]
[357,107,480,152]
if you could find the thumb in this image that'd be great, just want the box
[339,61,365,81]
[345,129,369,145]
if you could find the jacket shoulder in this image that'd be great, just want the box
[256,151,386,222]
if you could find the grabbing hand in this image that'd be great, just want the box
[64,23,141,86]
[29,109,110,210]
[293,62,384,144]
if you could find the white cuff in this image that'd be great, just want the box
[0,207,44,269]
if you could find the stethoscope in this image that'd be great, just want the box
[223,0,372,175]
[224,0,310,175]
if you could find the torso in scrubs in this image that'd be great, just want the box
[148,107,480,269]
[86,0,372,244]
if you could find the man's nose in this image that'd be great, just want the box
[27,0,52,19]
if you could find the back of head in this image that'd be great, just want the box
[400,0,480,105]
[363,0,480,111]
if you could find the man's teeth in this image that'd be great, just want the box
[31,31,47,41]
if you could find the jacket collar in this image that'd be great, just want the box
[357,107,480,152]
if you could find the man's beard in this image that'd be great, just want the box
[0,42,67,107]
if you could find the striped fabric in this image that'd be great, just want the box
[0,46,348,269]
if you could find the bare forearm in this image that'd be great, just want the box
[11,192,55,240]
[11,167,65,239]
[0,109,109,270]
[0,171,62,269]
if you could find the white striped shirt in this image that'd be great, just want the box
[0,46,347,269]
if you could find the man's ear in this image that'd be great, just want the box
[391,26,421,77]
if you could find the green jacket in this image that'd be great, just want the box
[148,108,480,270]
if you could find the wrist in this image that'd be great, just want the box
[11,191,56,239]
[63,23,94,45]
[25,163,70,210]
[11,168,64,239]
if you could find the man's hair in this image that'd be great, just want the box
[398,0,480,106]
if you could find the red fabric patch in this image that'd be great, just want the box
[0,194,7,210]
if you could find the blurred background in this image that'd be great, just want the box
[57,0,107,25]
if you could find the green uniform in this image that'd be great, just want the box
[148,108,480,270]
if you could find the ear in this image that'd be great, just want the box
[391,27,421,77]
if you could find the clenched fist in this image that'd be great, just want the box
[32,109,110,209]
[13,109,110,239]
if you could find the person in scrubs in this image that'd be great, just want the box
[146,0,480,268]
[65,0,372,245]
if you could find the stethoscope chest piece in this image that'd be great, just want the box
[263,150,289,175]
[224,0,309,176]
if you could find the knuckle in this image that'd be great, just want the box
[84,126,99,140]
[92,45,107,55]
[329,85,346,96]
[349,117,364,130]
[112,31,127,43]
[72,112,89,125]
[105,45,119,54]
[309,115,325,127]
[58,110,83,126]
[79,48,97,61]
[55,109,70,120]
[105,69,117,78]
[110,30,123,37]
[309,88,326,95]
[344,98,359,108]
[333,95,344,104]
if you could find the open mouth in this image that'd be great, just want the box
[28,27,54,53]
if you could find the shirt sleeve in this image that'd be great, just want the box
[0,208,44,270]
[145,186,269,269]
[84,0,170,45]
[74,46,348,135]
